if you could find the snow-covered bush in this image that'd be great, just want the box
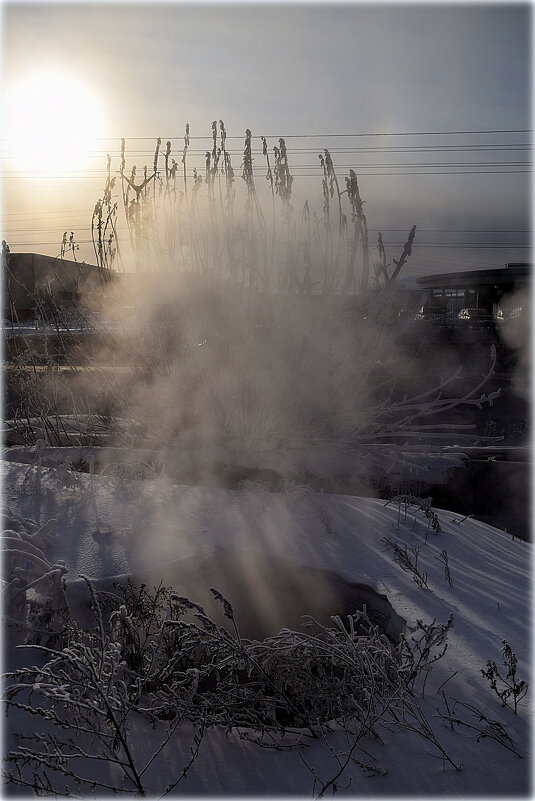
[2,515,69,648]
[4,577,462,795]
[4,576,203,796]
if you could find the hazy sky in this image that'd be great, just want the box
[2,2,531,276]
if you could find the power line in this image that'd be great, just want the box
[87,144,535,155]
[410,251,510,270]
[1,169,530,177]
[3,214,530,235]
[2,224,530,235]
[6,240,529,248]
[1,153,531,172]
[4,145,529,158]
[1,210,91,218]
[371,229,531,234]
[83,128,531,140]
[96,161,533,167]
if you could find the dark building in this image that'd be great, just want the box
[416,263,531,316]
[3,252,113,320]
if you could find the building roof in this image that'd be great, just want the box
[417,264,531,289]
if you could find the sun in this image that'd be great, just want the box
[4,68,106,175]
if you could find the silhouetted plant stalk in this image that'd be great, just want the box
[261,135,277,290]
[182,123,190,202]
[91,153,120,274]
[273,137,295,292]
[220,121,236,281]
[372,232,390,288]
[100,122,416,296]
[389,224,416,285]
[241,127,255,286]
[60,230,80,263]
[318,151,333,293]
[323,150,344,293]
[240,128,270,289]
[299,200,313,295]
[344,169,370,293]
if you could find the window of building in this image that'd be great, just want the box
[432,288,478,312]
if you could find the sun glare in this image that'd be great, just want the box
[4,69,105,175]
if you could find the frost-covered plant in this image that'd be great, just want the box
[399,614,453,697]
[4,576,462,796]
[19,438,48,495]
[481,640,528,713]
[4,575,204,796]
[275,480,334,535]
[2,519,69,648]
[92,152,120,272]
[385,495,441,541]
[435,549,453,587]
[436,695,523,758]
[382,536,430,590]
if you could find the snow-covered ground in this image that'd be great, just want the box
[2,455,531,796]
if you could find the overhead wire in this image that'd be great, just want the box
[2,221,529,233]
[76,127,530,140]
[5,238,529,249]
[3,145,530,158]
[1,169,530,177]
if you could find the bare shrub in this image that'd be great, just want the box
[385,495,441,541]
[481,640,528,714]
[436,694,523,758]
[435,549,454,587]
[382,536,430,590]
